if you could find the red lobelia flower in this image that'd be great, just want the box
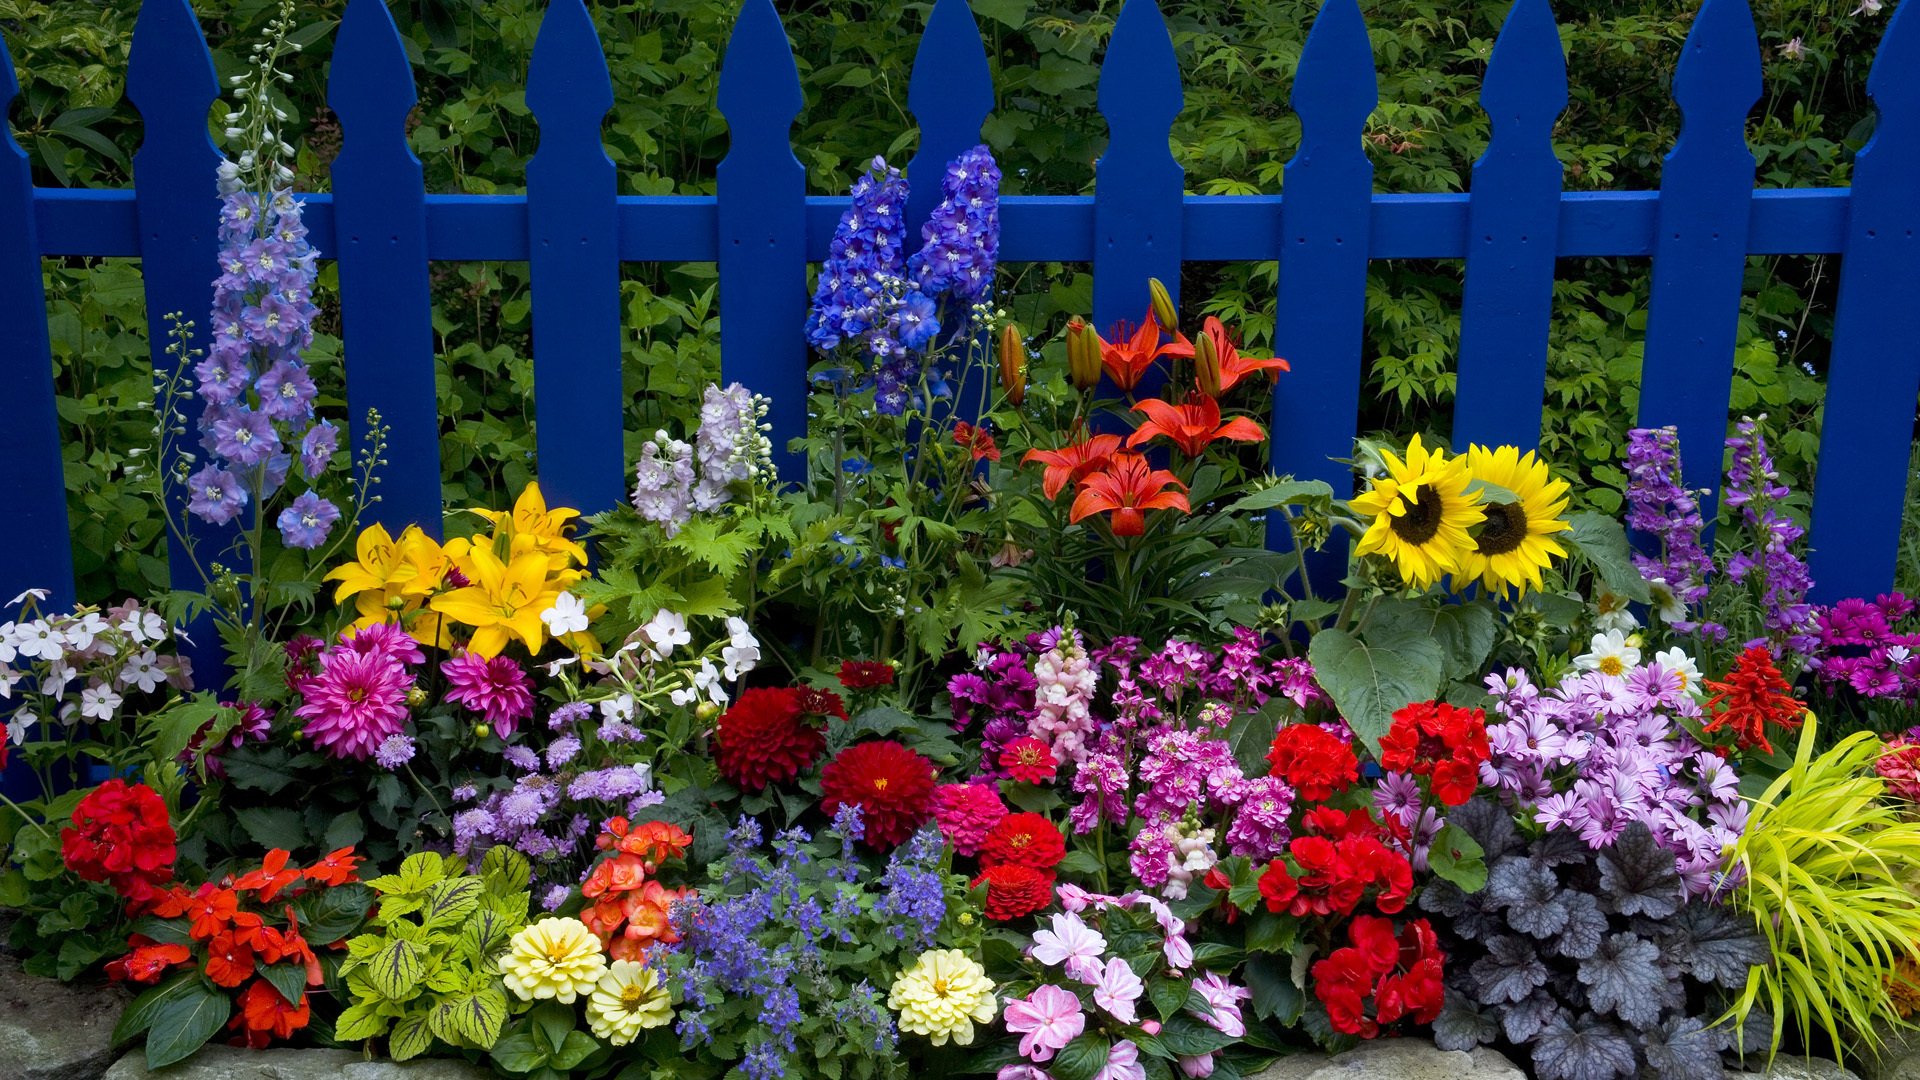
[1158,316,1289,396]
[1023,434,1124,501]
[1266,724,1359,802]
[820,739,937,850]
[953,421,1002,463]
[1098,313,1189,393]
[998,736,1059,784]
[712,687,826,792]
[1703,646,1805,754]
[1378,700,1492,807]
[1068,453,1190,538]
[1124,394,1267,458]
[973,863,1056,921]
[60,779,177,913]
[979,812,1066,872]
[838,660,896,691]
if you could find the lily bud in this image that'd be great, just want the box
[1194,329,1223,399]
[695,700,721,722]
[1148,277,1178,333]
[1066,317,1103,391]
[998,322,1026,406]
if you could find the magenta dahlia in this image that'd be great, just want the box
[441,652,535,735]
[341,620,427,667]
[294,649,413,760]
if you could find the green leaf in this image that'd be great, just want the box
[368,937,428,1000]
[1050,1034,1112,1080]
[1223,479,1335,514]
[1244,953,1304,1024]
[1243,911,1297,954]
[1567,511,1651,604]
[1155,1015,1235,1057]
[113,972,200,1046]
[323,811,366,852]
[433,987,509,1048]
[421,877,485,929]
[970,0,1030,30]
[1306,626,1443,753]
[333,1000,389,1042]
[127,914,192,946]
[390,1013,435,1061]
[233,806,308,852]
[1427,823,1488,893]
[1150,977,1191,1022]
[295,882,371,946]
[491,1032,549,1074]
[552,1029,600,1069]
[1369,598,1500,682]
[531,999,577,1056]
[259,962,309,1008]
[144,977,231,1069]
[482,846,532,896]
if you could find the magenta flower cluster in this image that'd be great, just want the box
[1807,592,1920,700]
[290,622,420,760]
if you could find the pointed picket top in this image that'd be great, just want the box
[717,0,803,144]
[330,0,419,132]
[1290,0,1378,152]
[1478,0,1566,149]
[1863,0,1920,151]
[1098,0,1182,138]
[906,0,993,235]
[126,0,220,161]
[527,0,613,141]
[1668,0,1760,162]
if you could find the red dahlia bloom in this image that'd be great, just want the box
[820,739,936,850]
[1266,724,1359,801]
[60,779,176,913]
[1379,700,1491,807]
[978,812,1066,872]
[837,660,896,691]
[998,736,1059,784]
[1703,646,1805,754]
[712,688,826,792]
[973,863,1055,921]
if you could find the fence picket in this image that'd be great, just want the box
[1452,0,1566,452]
[329,0,442,535]
[716,0,807,479]
[1637,0,1760,527]
[526,0,622,520]
[906,0,993,240]
[1270,0,1377,571]
[0,28,73,610]
[125,0,226,675]
[1093,0,1183,400]
[1806,2,1920,604]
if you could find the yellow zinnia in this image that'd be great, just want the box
[500,917,607,1004]
[1349,435,1484,591]
[1452,444,1571,598]
[888,949,996,1047]
[430,543,561,658]
[586,960,672,1045]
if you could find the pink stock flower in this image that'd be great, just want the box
[441,652,535,735]
[1087,956,1144,1024]
[1003,984,1085,1063]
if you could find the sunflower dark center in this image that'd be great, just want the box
[1389,485,1444,546]
[1475,502,1529,556]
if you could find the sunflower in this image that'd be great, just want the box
[1452,444,1572,597]
[1350,435,1483,590]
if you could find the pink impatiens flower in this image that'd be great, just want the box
[1028,911,1106,982]
[1094,1039,1147,1080]
[1086,956,1144,1024]
[1190,971,1252,1037]
[1002,984,1084,1063]
[441,652,535,735]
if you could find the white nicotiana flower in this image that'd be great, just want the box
[1591,590,1639,634]
[80,683,123,722]
[1574,630,1641,678]
[599,693,636,724]
[721,618,760,680]
[0,623,16,665]
[7,589,48,608]
[1646,578,1686,625]
[639,610,691,660]
[1653,648,1704,697]
[693,658,729,704]
[119,608,166,643]
[14,620,65,662]
[542,592,590,637]
[545,656,577,679]
[10,709,35,743]
[42,660,77,701]
[63,612,108,652]
[120,649,166,693]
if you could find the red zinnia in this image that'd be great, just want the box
[1703,647,1805,754]
[1379,701,1491,807]
[60,779,176,913]
[973,863,1055,921]
[712,688,826,792]
[1266,724,1359,801]
[838,660,896,691]
[998,737,1059,784]
[820,739,937,850]
[978,812,1066,872]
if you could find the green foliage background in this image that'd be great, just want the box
[4,0,1889,600]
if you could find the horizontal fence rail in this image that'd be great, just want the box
[2,0,1916,645]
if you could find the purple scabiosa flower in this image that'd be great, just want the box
[568,765,652,803]
[548,700,593,730]
[373,733,416,769]
[502,745,540,771]
[498,777,558,829]
[631,432,695,535]
[186,464,248,525]
[541,884,571,912]
[545,734,582,770]
[298,420,337,479]
[453,807,497,853]
[211,406,280,468]
[442,652,535,735]
[293,645,413,760]
[276,490,339,549]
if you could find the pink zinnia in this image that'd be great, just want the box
[930,782,1007,856]
[294,649,413,760]
[442,652,534,735]
[1003,984,1084,1063]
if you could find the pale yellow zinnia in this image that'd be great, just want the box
[500,917,608,1004]
[586,961,672,1045]
[887,949,997,1047]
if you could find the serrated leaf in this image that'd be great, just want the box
[1530,1015,1638,1080]
[1306,626,1443,752]
[433,988,509,1048]
[421,877,485,930]
[234,806,308,851]
[1428,824,1489,894]
[368,938,428,1000]
[1578,932,1666,1028]
[1370,598,1500,682]
[390,1013,434,1061]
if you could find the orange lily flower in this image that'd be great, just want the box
[1161,316,1289,395]
[1069,452,1191,537]
[1022,434,1124,500]
[953,421,1002,463]
[1099,312,1189,393]
[1126,394,1268,457]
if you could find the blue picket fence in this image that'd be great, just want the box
[3,0,1918,632]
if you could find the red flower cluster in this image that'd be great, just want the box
[998,736,1059,784]
[1703,646,1805,754]
[1266,724,1359,801]
[582,818,693,962]
[973,863,1055,921]
[953,421,1002,463]
[1312,916,1444,1037]
[1257,808,1413,918]
[1379,700,1492,806]
[60,779,177,913]
[972,812,1065,921]
[712,687,827,791]
[837,660,896,691]
[821,739,937,850]
[233,979,311,1047]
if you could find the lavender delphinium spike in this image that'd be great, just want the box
[1624,426,1715,631]
[1724,415,1816,652]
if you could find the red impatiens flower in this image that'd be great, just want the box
[998,736,1059,784]
[1312,915,1444,1038]
[60,778,177,913]
[1703,646,1805,754]
[1097,313,1189,393]
[820,739,937,850]
[837,660,897,691]
[1159,315,1290,396]
[953,421,1002,463]
[1379,700,1492,807]
[1023,434,1124,501]
[104,939,192,984]
[203,928,256,988]
[973,862,1056,921]
[231,978,311,1048]
[1124,394,1266,458]
[712,687,826,792]
[978,812,1066,873]
[302,846,364,887]
[1266,724,1359,801]
[234,849,303,902]
[1068,453,1190,538]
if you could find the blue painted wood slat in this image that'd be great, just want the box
[526,0,623,520]
[1452,0,1566,453]
[1806,1,1920,604]
[715,0,807,479]
[1636,0,1760,527]
[329,0,442,535]
[0,27,75,611]
[905,0,993,242]
[1270,0,1378,574]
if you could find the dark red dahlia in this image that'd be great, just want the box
[820,739,937,850]
[978,812,1066,872]
[836,660,896,691]
[972,862,1054,921]
[712,688,825,792]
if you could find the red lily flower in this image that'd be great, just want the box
[1160,316,1289,395]
[1099,312,1189,393]
[1068,452,1190,537]
[1125,394,1267,457]
[1022,434,1124,500]
[953,421,1001,463]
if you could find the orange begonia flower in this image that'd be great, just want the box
[1098,313,1189,393]
[620,820,693,869]
[1022,434,1124,501]
[1159,316,1289,395]
[1068,453,1191,537]
[1125,395,1267,458]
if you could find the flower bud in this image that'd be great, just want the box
[406,687,428,708]
[696,700,721,722]
[1194,329,1222,399]
[473,723,491,739]
[998,322,1026,406]
[1148,277,1178,333]
[1066,317,1103,391]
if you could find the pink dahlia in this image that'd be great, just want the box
[341,621,427,667]
[442,652,535,735]
[294,649,413,760]
[931,782,1007,856]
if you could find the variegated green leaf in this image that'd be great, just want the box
[421,876,484,929]
[367,938,427,1001]
[390,1013,434,1061]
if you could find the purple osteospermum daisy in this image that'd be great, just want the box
[442,652,535,736]
[186,464,248,525]
[294,647,413,760]
[276,490,340,549]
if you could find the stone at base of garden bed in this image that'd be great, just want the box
[1248,1039,1527,1080]
[0,949,131,1080]
[101,1045,492,1079]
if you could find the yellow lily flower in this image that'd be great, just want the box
[429,543,560,658]
[329,523,454,647]
[469,482,587,570]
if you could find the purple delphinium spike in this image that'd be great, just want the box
[1624,426,1715,630]
[1723,416,1817,652]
